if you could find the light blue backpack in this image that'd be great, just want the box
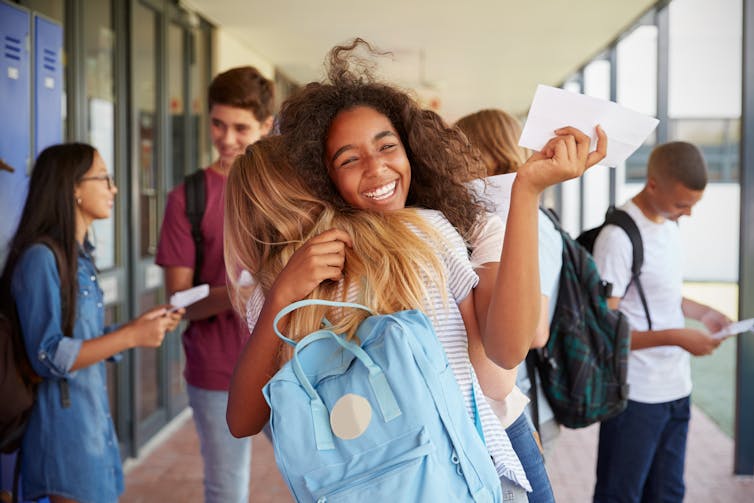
[263,299,502,503]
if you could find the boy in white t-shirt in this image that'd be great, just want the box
[591,142,731,503]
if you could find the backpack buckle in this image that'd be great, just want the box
[600,280,613,298]
[547,357,558,371]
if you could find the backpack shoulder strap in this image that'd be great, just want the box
[605,209,642,276]
[604,209,653,329]
[539,206,562,232]
[184,170,206,286]
[524,350,541,433]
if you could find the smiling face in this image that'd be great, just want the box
[75,151,117,224]
[210,104,272,169]
[325,106,411,212]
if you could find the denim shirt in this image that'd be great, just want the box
[11,242,123,503]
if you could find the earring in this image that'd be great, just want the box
[76,197,82,205]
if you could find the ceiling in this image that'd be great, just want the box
[185,0,658,122]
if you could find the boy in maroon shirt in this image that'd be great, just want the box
[156,66,273,503]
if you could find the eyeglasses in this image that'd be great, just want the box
[80,174,116,190]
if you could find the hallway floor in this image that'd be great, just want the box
[122,404,754,502]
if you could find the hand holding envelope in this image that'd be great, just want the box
[711,318,754,340]
[519,85,659,168]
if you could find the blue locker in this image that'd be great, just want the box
[0,1,31,268]
[0,4,31,503]
[34,15,62,157]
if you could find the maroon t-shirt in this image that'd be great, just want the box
[156,168,248,391]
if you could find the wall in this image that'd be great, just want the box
[213,29,274,78]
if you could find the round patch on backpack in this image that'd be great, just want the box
[330,393,372,440]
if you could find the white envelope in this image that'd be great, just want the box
[519,85,659,168]
[169,284,210,311]
[711,318,754,340]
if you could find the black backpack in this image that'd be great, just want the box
[526,208,632,429]
[1,241,72,454]
[0,305,39,454]
[576,206,652,329]
[184,170,206,286]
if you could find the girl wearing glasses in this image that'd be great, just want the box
[0,143,183,503]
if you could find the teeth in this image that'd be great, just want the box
[364,181,397,200]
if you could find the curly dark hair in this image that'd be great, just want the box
[278,38,487,239]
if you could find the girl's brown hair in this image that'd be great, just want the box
[455,109,529,177]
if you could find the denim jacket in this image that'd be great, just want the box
[11,241,123,503]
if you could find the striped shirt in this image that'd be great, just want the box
[246,208,530,491]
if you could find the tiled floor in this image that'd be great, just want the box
[122,404,754,502]
[547,405,754,502]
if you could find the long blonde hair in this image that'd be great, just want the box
[224,136,449,360]
[455,109,529,177]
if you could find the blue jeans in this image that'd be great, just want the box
[594,397,690,503]
[506,412,555,503]
[187,384,252,503]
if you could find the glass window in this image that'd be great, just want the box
[138,290,162,421]
[582,58,612,229]
[669,118,740,182]
[191,23,212,169]
[134,2,158,257]
[133,1,162,421]
[168,23,187,188]
[668,0,742,182]
[583,59,610,100]
[84,0,117,270]
[274,70,300,115]
[617,24,659,182]
[562,75,582,94]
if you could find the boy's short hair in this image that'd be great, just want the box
[208,66,274,122]
[648,141,708,191]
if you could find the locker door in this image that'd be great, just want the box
[0,1,31,266]
[34,15,63,157]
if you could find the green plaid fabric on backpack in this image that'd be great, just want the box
[528,208,631,429]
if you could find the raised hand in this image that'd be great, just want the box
[517,125,607,194]
[268,228,353,306]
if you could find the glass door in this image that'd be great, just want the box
[128,0,211,449]
[80,0,134,456]
[130,0,168,446]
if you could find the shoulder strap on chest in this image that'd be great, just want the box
[184,170,206,286]
[605,209,643,276]
[604,208,652,329]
